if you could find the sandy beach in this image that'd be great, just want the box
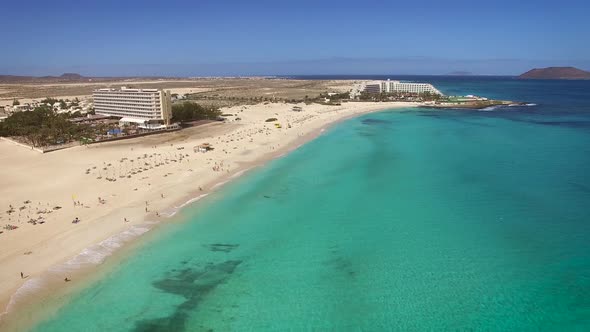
[0,101,415,327]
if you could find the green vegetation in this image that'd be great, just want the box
[265,118,278,122]
[184,92,312,107]
[320,92,350,100]
[38,97,79,109]
[0,105,92,147]
[299,92,349,105]
[12,99,20,106]
[41,97,59,105]
[70,111,83,118]
[359,91,443,102]
[171,102,222,123]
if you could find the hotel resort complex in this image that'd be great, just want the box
[0,78,479,153]
[93,87,173,129]
[352,79,443,97]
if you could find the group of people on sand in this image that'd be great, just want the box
[212,161,225,172]
[87,149,191,184]
[20,271,70,282]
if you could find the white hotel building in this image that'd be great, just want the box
[360,79,443,95]
[93,87,173,128]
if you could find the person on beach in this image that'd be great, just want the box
[20,272,23,279]
[64,277,70,282]
[124,218,128,222]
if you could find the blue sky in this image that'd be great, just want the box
[1,0,589,76]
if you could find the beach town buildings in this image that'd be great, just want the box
[93,87,173,129]
[351,79,443,97]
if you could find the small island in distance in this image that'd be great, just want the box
[518,66,590,80]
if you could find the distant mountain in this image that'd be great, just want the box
[518,67,590,80]
[59,73,84,79]
[37,72,85,80]
[0,73,171,83]
[0,73,88,83]
[446,71,474,76]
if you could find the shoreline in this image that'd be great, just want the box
[0,101,416,330]
[419,100,529,110]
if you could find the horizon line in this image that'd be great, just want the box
[0,73,519,79]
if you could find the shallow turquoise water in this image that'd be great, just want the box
[32,79,590,331]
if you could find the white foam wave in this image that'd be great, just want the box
[51,222,157,272]
[1,221,158,320]
[230,167,252,179]
[211,180,229,189]
[480,103,536,111]
[160,209,177,218]
[478,106,501,111]
[0,277,46,319]
[163,193,211,218]
[175,194,209,210]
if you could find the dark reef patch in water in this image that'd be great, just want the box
[501,116,590,130]
[133,260,242,332]
[415,112,443,117]
[569,182,590,194]
[415,111,494,127]
[530,120,590,129]
[323,251,357,279]
[361,118,392,126]
[205,243,240,253]
[357,131,376,137]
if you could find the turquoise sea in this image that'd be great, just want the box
[32,77,590,331]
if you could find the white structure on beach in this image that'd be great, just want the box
[352,79,443,97]
[93,87,172,128]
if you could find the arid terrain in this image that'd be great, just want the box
[0,76,356,108]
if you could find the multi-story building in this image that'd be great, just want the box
[363,82,382,94]
[93,87,172,128]
[358,79,443,95]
